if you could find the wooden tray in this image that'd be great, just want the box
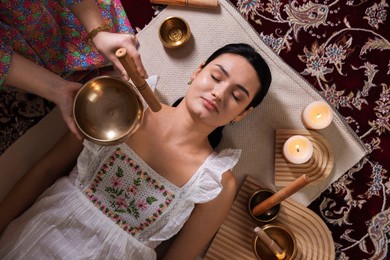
[204,176,335,260]
[275,129,334,188]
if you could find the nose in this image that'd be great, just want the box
[211,84,226,101]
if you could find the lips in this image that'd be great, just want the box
[202,97,219,112]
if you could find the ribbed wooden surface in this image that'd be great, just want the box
[204,176,335,260]
[274,129,334,188]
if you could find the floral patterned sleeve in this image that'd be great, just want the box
[0,0,133,88]
[0,22,14,89]
[65,0,84,6]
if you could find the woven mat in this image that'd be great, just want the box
[0,1,367,206]
[204,175,335,259]
[135,0,367,206]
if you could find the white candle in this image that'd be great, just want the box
[283,135,313,164]
[302,101,333,129]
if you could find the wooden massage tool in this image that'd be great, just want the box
[115,48,162,112]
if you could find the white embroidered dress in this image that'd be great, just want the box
[0,140,241,259]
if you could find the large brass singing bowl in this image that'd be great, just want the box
[73,76,144,145]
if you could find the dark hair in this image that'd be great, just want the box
[202,43,272,109]
[174,43,272,148]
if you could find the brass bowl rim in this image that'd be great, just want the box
[253,224,297,260]
[73,75,144,145]
[158,16,191,48]
[248,189,280,223]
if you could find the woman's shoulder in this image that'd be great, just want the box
[190,148,240,187]
[196,148,240,185]
[221,170,237,193]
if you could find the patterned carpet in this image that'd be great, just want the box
[124,1,390,259]
[1,0,388,259]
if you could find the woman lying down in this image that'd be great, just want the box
[0,43,271,259]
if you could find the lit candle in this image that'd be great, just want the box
[283,135,313,164]
[254,227,286,259]
[302,101,333,130]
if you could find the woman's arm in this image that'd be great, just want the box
[0,131,83,234]
[163,171,237,259]
[5,52,82,139]
[68,0,105,33]
[69,0,147,79]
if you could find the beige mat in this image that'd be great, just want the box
[136,0,367,206]
[0,0,367,206]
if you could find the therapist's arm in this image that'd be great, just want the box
[68,0,105,32]
[5,52,82,138]
[69,0,147,79]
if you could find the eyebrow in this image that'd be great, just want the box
[215,64,250,97]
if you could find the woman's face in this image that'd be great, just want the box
[185,53,260,127]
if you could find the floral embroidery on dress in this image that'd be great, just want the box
[84,147,176,236]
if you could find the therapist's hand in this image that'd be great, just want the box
[92,32,148,80]
[56,81,83,140]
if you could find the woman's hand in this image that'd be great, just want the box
[5,53,83,140]
[92,31,148,80]
[68,0,147,78]
[56,81,83,140]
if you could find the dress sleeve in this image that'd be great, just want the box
[74,140,115,188]
[0,22,13,89]
[189,148,242,203]
[64,0,84,6]
[149,148,241,241]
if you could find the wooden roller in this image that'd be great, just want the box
[252,174,310,216]
[115,48,162,112]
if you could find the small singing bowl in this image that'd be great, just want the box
[248,189,280,223]
[253,224,296,260]
[73,76,144,145]
[159,16,191,48]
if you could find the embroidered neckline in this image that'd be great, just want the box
[120,143,216,189]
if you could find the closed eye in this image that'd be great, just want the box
[211,74,220,82]
[215,64,250,98]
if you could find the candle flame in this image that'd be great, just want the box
[315,113,322,119]
[295,145,300,152]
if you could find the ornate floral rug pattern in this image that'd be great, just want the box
[1,0,388,259]
[125,1,390,259]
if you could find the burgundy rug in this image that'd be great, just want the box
[123,1,389,259]
[1,0,388,259]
